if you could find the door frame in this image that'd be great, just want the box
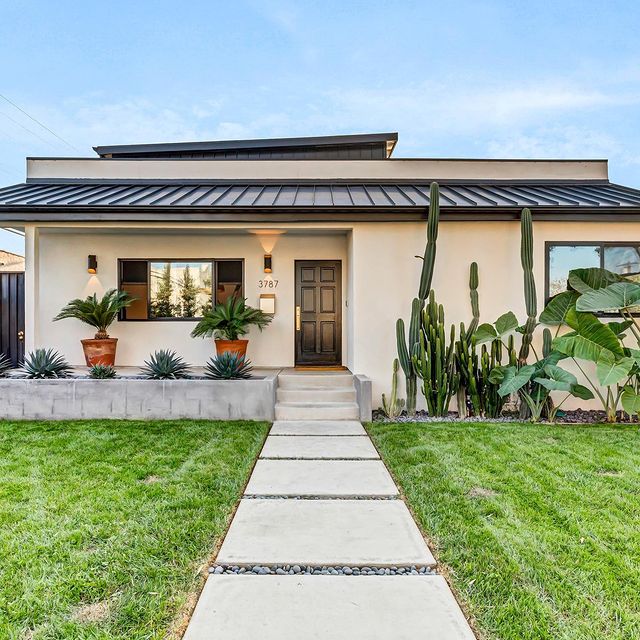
[294,259,342,366]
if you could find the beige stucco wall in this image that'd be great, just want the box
[351,220,640,411]
[31,218,640,412]
[27,157,608,182]
[35,229,348,368]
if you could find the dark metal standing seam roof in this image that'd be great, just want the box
[1,181,640,209]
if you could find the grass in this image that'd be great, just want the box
[0,419,268,640]
[369,421,640,640]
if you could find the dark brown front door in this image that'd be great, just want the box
[295,260,342,366]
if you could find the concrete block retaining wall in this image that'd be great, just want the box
[0,372,278,421]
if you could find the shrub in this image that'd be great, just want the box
[0,353,12,377]
[140,350,191,380]
[53,289,134,339]
[89,364,117,379]
[191,297,271,341]
[205,352,253,380]
[22,349,72,379]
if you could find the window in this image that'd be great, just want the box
[119,259,243,320]
[546,242,640,299]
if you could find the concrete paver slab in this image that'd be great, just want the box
[270,420,366,435]
[245,460,397,497]
[217,499,435,567]
[260,435,379,459]
[183,574,475,640]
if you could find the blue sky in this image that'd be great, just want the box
[1,0,639,254]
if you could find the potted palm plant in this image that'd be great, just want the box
[53,289,134,366]
[191,296,272,357]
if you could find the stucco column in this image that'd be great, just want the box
[24,224,39,353]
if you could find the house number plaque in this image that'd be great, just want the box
[258,280,278,288]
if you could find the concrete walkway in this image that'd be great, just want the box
[183,413,476,639]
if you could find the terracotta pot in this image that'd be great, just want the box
[81,338,118,366]
[215,339,248,358]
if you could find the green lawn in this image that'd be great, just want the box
[0,419,268,640]
[369,421,640,640]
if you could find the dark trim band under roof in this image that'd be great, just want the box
[93,132,399,158]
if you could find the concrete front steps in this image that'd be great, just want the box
[275,371,360,421]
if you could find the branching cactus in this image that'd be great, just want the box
[519,208,537,364]
[412,292,458,416]
[381,358,406,419]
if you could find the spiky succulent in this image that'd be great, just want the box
[0,352,12,377]
[140,350,191,380]
[205,352,253,380]
[89,363,117,379]
[22,348,72,379]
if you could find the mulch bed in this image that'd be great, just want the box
[372,409,640,424]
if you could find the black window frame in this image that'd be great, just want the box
[118,257,244,322]
[545,241,640,315]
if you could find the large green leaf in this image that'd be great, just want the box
[596,351,634,386]
[533,364,577,392]
[621,386,640,415]
[552,310,624,362]
[539,291,579,326]
[571,384,594,400]
[474,312,519,344]
[495,311,519,336]
[497,365,536,397]
[568,268,625,294]
[576,281,640,313]
[608,320,633,336]
[474,323,497,344]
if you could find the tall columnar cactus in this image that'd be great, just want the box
[396,298,422,416]
[381,358,405,419]
[467,261,480,338]
[412,291,458,416]
[418,182,440,300]
[519,208,537,364]
[456,262,481,416]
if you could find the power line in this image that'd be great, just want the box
[0,107,58,149]
[0,93,79,151]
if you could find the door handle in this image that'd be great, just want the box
[17,330,24,342]
[295,306,301,331]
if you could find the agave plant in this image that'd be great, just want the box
[140,350,191,380]
[191,297,272,341]
[0,352,12,377]
[22,348,73,379]
[205,352,253,379]
[89,363,117,379]
[53,289,134,338]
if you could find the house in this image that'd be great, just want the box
[1,131,640,409]
[0,249,25,272]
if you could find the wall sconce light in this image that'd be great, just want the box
[87,255,97,274]
[264,254,272,273]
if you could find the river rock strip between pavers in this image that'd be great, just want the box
[184,408,476,639]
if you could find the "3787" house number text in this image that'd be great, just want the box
[258,280,279,288]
